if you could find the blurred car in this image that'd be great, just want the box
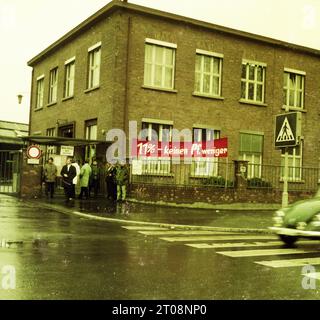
[270,195,320,246]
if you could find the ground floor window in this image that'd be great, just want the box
[239,132,263,178]
[191,128,220,177]
[281,144,303,181]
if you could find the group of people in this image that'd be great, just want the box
[42,157,129,202]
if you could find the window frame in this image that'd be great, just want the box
[194,49,223,98]
[239,132,264,179]
[87,42,101,90]
[240,60,266,104]
[143,38,176,91]
[64,57,75,98]
[48,67,58,104]
[283,68,305,110]
[35,75,44,110]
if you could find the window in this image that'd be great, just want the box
[46,128,56,155]
[85,119,97,140]
[35,76,44,109]
[283,70,305,109]
[194,50,223,97]
[241,61,266,103]
[85,119,97,161]
[48,68,58,104]
[64,58,75,98]
[239,133,264,178]
[281,144,303,181]
[144,39,176,90]
[140,121,173,175]
[87,43,101,89]
[192,128,220,177]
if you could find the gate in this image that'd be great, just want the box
[0,151,21,194]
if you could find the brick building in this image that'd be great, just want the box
[27,0,320,202]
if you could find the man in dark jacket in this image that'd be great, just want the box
[60,158,77,200]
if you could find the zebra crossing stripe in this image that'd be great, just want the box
[139,231,240,236]
[121,226,169,231]
[186,240,320,249]
[217,248,318,258]
[159,235,277,242]
[256,257,320,268]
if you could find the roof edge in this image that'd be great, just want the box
[27,0,320,66]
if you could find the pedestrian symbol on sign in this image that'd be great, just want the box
[276,117,295,142]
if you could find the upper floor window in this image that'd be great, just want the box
[35,75,44,109]
[241,60,266,103]
[48,67,58,104]
[144,38,176,90]
[64,57,75,98]
[87,42,101,89]
[194,50,223,97]
[283,69,305,109]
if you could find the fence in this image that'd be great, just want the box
[0,150,21,194]
[131,159,320,193]
[131,158,235,188]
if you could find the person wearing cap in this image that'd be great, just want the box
[43,157,57,198]
[89,160,101,198]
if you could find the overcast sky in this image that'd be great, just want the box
[1,0,320,124]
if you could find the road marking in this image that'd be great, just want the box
[256,257,320,268]
[121,226,169,231]
[138,230,240,236]
[217,248,318,258]
[159,235,277,242]
[186,240,320,249]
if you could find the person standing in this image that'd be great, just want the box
[71,159,81,199]
[79,159,92,200]
[105,162,116,200]
[60,158,77,200]
[89,160,101,198]
[43,157,57,198]
[115,163,129,201]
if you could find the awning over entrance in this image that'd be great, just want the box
[21,135,112,147]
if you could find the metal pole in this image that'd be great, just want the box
[282,147,289,208]
[282,105,290,208]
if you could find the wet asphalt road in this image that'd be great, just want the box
[1,196,320,300]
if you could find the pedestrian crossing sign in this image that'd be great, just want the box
[275,112,301,148]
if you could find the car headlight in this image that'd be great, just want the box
[273,210,285,227]
[296,222,307,230]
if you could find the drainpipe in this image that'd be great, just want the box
[123,15,131,160]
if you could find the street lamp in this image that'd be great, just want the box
[17,94,23,104]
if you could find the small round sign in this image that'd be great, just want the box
[27,145,41,159]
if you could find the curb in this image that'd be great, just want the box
[25,200,274,234]
[126,198,280,211]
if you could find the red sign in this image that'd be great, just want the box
[131,138,228,158]
[27,145,41,159]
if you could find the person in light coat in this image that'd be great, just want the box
[72,159,81,198]
[79,159,92,200]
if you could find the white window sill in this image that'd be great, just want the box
[135,173,174,177]
[84,86,100,94]
[62,95,74,102]
[34,107,43,112]
[281,105,306,112]
[47,102,57,107]
[239,99,267,107]
[142,85,177,94]
[279,179,304,184]
[192,92,224,100]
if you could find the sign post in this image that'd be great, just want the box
[275,110,301,208]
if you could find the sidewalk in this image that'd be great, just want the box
[20,194,278,233]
